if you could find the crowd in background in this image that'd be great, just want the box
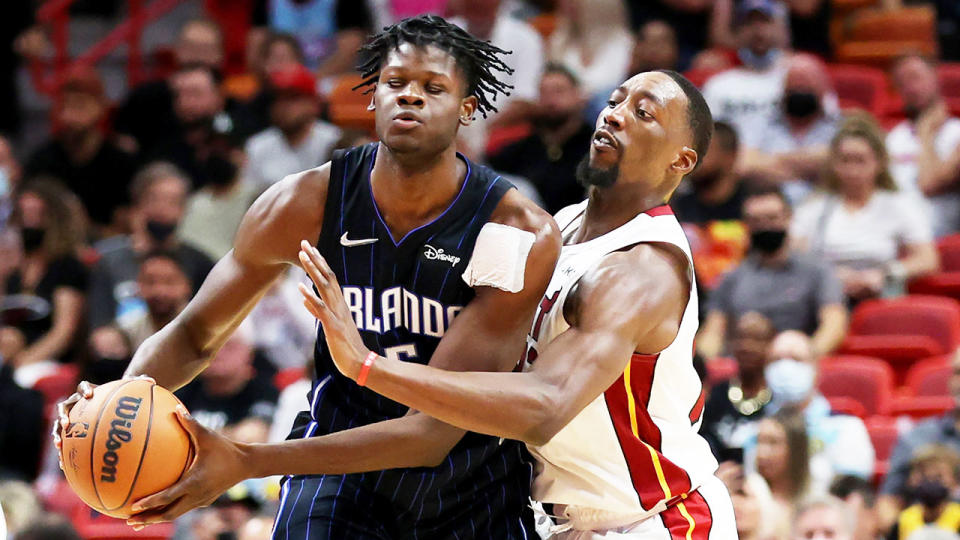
[1,0,960,538]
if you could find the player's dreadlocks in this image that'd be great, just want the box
[354,15,514,118]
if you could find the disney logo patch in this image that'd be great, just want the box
[423,244,461,267]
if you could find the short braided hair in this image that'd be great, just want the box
[354,15,514,118]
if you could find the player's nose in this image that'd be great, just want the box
[601,104,623,131]
[398,86,425,108]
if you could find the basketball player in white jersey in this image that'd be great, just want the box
[299,69,737,538]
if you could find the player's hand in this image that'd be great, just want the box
[52,380,97,469]
[126,406,248,530]
[52,376,156,470]
[297,240,370,381]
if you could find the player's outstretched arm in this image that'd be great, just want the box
[299,241,689,446]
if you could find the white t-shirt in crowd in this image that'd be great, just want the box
[244,121,342,192]
[554,32,634,95]
[791,190,932,269]
[702,63,787,142]
[886,117,960,237]
[449,14,544,159]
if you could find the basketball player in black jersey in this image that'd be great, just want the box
[55,15,559,539]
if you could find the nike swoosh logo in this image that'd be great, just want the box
[340,232,379,247]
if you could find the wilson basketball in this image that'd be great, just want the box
[60,378,194,519]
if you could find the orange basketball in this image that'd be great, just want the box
[60,379,194,519]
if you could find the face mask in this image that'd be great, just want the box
[691,169,723,191]
[911,479,950,508]
[146,220,177,244]
[203,153,237,188]
[0,166,10,199]
[20,227,46,253]
[750,229,786,254]
[784,91,820,119]
[765,358,815,405]
[738,48,781,71]
[904,103,924,121]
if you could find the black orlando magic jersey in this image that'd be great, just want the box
[287,143,534,537]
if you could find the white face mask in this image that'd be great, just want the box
[0,166,10,199]
[765,358,815,405]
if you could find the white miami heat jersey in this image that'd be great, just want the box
[523,201,718,533]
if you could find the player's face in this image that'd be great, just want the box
[372,43,477,158]
[587,72,695,188]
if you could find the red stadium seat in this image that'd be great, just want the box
[839,296,960,383]
[71,505,173,539]
[274,367,306,392]
[818,356,895,417]
[486,123,532,157]
[908,235,960,300]
[904,356,953,397]
[826,396,868,419]
[826,64,888,116]
[705,357,738,386]
[683,67,722,89]
[938,64,960,100]
[938,234,960,271]
[889,395,955,419]
[33,363,79,419]
[865,416,900,481]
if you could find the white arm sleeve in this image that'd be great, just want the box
[461,222,537,293]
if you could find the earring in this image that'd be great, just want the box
[367,102,376,111]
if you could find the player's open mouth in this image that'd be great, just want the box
[592,130,618,152]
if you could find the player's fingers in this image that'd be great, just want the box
[78,381,96,398]
[128,497,190,527]
[129,485,183,515]
[298,250,329,290]
[298,283,327,318]
[310,246,340,289]
[173,406,202,450]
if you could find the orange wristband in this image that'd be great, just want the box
[356,351,378,387]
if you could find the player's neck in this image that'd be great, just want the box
[575,184,666,243]
[370,144,466,238]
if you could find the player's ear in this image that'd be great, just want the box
[459,96,478,126]
[671,146,697,176]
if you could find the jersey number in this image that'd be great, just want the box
[384,344,418,363]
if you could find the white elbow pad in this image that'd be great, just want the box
[461,222,536,293]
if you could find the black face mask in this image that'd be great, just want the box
[691,169,723,191]
[203,153,238,188]
[146,220,177,244]
[911,479,950,508]
[750,229,787,254]
[576,155,619,188]
[904,103,924,121]
[20,227,46,253]
[784,91,820,119]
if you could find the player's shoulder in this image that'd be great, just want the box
[591,242,688,290]
[254,163,330,219]
[488,187,561,245]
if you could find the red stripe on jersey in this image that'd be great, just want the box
[644,205,674,217]
[688,387,706,425]
[603,353,695,510]
[660,490,713,540]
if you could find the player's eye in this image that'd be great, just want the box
[387,79,404,88]
[606,99,617,108]
[427,85,443,94]
[637,108,652,119]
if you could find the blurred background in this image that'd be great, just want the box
[1,0,960,539]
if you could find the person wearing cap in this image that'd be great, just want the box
[23,66,137,237]
[243,63,341,193]
[703,0,790,142]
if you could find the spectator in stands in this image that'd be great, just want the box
[626,0,711,66]
[726,467,781,540]
[88,163,213,332]
[887,444,960,540]
[792,115,939,303]
[176,322,279,443]
[831,475,881,540]
[0,135,22,229]
[792,496,855,540]
[116,250,193,351]
[887,54,960,238]
[114,18,225,154]
[0,357,45,481]
[673,121,747,224]
[487,63,591,214]
[248,269,316,372]
[740,54,841,205]
[764,331,875,486]
[449,0,544,159]
[878,352,960,532]
[146,63,241,190]
[751,409,814,531]
[701,311,776,459]
[231,32,307,141]
[179,146,257,261]
[703,0,790,141]
[547,0,634,95]
[711,0,830,58]
[244,63,341,193]
[267,0,374,77]
[0,481,42,538]
[24,67,136,237]
[697,186,847,359]
[0,180,87,380]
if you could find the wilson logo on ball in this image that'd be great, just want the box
[100,396,142,483]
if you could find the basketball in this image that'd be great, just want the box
[59,379,194,519]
